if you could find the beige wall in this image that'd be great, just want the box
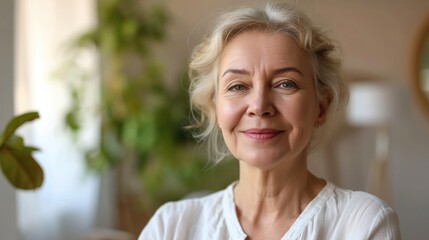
[145,0,429,239]
[300,0,429,84]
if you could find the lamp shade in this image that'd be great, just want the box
[346,82,394,126]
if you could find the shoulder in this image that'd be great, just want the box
[138,188,227,240]
[155,189,225,220]
[323,183,401,239]
[330,185,394,219]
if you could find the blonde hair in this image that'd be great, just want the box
[188,2,348,163]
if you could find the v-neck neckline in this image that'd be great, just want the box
[223,181,335,240]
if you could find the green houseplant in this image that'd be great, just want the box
[0,112,43,190]
[60,0,237,230]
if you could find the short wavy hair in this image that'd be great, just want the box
[188,2,348,163]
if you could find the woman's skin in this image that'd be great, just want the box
[216,31,328,239]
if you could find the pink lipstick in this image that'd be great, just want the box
[242,128,283,140]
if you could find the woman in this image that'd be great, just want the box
[139,3,400,239]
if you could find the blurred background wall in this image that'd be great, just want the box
[1,0,429,239]
[0,0,19,239]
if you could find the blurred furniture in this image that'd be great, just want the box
[347,82,395,204]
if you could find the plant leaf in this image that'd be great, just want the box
[0,146,43,190]
[0,112,39,147]
[0,111,43,190]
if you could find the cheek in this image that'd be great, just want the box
[216,99,245,130]
[284,96,318,125]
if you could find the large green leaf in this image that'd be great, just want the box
[0,112,39,147]
[0,112,43,190]
[0,143,43,190]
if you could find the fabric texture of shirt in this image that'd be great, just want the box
[138,181,401,240]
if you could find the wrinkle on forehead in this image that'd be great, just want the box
[219,31,312,80]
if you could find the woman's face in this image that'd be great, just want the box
[216,31,323,169]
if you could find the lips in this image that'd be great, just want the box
[242,128,284,140]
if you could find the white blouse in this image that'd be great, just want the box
[138,182,401,240]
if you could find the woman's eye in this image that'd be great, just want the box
[228,84,246,92]
[277,80,297,89]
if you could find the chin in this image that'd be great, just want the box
[236,151,287,169]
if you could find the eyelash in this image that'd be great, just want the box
[276,80,297,89]
[225,79,297,92]
[227,84,247,92]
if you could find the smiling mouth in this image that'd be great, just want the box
[242,128,284,140]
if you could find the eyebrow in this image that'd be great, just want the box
[222,67,303,78]
[273,67,303,76]
[222,69,250,77]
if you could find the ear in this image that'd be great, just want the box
[315,93,332,128]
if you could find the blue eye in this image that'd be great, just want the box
[228,84,246,91]
[277,80,297,89]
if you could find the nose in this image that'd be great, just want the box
[246,87,275,117]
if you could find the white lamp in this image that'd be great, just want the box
[347,82,394,204]
[347,83,394,126]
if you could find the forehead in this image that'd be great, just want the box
[219,31,310,73]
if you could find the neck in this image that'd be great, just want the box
[233,157,325,227]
